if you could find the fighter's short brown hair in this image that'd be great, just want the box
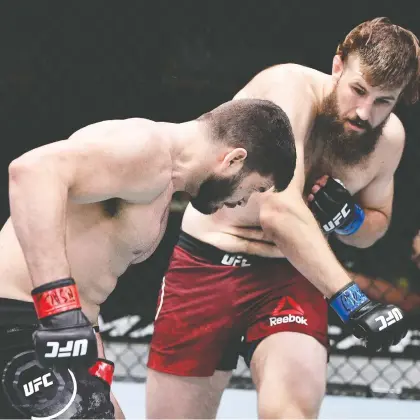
[336,17,420,104]
[200,99,297,193]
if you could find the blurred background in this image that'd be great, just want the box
[0,2,419,417]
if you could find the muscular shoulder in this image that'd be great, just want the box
[236,63,321,103]
[64,118,173,202]
[374,113,406,172]
[71,118,171,166]
[70,118,166,152]
[381,113,405,149]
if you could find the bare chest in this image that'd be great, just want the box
[112,194,172,263]
[304,149,377,196]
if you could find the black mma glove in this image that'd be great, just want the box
[31,278,97,368]
[309,177,365,235]
[329,282,408,351]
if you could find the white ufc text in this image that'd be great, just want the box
[45,339,88,358]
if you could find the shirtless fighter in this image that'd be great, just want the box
[147,18,420,419]
[0,98,297,418]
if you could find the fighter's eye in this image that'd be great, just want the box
[258,187,267,192]
[352,86,365,96]
[375,98,391,105]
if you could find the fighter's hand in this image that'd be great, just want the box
[31,278,97,368]
[308,175,365,236]
[329,282,408,351]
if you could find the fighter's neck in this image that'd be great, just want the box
[319,73,336,103]
[167,121,216,195]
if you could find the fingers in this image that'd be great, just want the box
[307,175,330,202]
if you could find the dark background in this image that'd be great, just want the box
[0,2,419,324]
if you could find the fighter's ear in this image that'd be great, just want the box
[219,148,247,174]
[332,55,344,83]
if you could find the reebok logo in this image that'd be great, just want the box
[269,296,308,326]
[269,314,308,326]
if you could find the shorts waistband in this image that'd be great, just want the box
[177,231,282,267]
[0,298,38,326]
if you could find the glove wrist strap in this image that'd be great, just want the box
[335,204,365,236]
[88,359,115,386]
[329,282,369,322]
[32,278,81,319]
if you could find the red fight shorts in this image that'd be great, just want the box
[148,231,328,377]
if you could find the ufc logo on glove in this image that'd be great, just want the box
[45,339,88,358]
[32,278,98,368]
[309,178,365,236]
[323,204,351,232]
[329,282,408,351]
[375,308,404,331]
[23,373,53,396]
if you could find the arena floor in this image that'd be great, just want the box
[112,381,420,419]
[105,333,420,418]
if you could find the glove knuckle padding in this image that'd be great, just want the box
[330,282,407,352]
[2,350,114,419]
[32,279,98,368]
[351,303,407,350]
[309,178,356,231]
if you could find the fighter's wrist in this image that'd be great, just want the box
[335,204,365,236]
[329,281,370,322]
[32,278,81,319]
[88,359,115,386]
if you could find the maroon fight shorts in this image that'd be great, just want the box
[148,231,328,377]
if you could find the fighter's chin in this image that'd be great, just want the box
[190,201,220,215]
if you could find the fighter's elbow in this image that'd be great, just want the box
[337,221,389,249]
[9,152,69,191]
[9,154,41,186]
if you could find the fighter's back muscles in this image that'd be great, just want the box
[236,64,355,297]
[8,118,173,289]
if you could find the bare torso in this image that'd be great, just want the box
[182,156,377,256]
[0,120,175,323]
[182,64,388,257]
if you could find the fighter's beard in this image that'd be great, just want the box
[312,90,388,167]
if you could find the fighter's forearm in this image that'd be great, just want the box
[261,194,352,298]
[111,392,126,419]
[8,158,71,287]
[336,208,389,248]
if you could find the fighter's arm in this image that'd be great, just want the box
[8,119,169,288]
[260,177,353,297]
[337,114,405,248]
[244,66,354,297]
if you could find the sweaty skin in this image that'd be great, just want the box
[183,62,405,297]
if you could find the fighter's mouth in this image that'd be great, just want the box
[346,120,367,131]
